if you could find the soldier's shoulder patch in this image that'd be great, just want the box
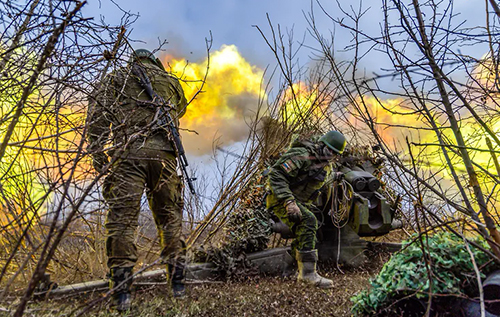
[280,159,298,174]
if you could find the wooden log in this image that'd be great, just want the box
[34,262,219,298]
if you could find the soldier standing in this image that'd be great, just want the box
[266,131,346,289]
[87,49,188,311]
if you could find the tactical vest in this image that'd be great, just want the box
[288,145,330,204]
[266,138,332,206]
[88,60,187,155]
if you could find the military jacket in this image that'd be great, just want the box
[267,144,332,207]
[87,60,187,153]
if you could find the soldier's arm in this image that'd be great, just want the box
[86,73,116,153]
[171,76,188,119]
[268,147,310,203]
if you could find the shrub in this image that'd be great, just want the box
[351,232,498,316]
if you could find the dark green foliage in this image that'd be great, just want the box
[351,232,498,316]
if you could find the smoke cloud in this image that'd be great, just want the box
[165,45,265,155]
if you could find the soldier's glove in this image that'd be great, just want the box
[93,152,109,174]
[333,172,345,181]
[284,200,302,223]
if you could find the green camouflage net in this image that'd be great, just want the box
[193,180,273,279]
[351,232,500,316]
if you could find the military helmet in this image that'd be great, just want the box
[319,130,346,154]
[132,49,157,64]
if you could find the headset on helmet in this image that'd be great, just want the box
[319,130,346,154]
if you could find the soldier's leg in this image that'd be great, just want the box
[146,152,184,261]
[146,152,186,297]
[293,204,333,289]
[273,202,318,254]
[293,203,318,251]
[103,158,147,310]
[103,159,146,269]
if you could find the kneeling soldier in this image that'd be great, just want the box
[266,131,346,288]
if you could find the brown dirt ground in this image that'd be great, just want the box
[2,250,390,317]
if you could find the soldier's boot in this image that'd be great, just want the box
[109,267,133,311]
[168,261,186,298]
[297,250,334,289]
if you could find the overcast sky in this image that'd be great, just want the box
[81,0,492,198]
[85,1,337,67]
[84,0,487,72]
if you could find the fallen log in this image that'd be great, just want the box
[33,244,399,298]
[34,248,293,298]
[33,262,218,298]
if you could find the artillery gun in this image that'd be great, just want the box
[271,160,402,267]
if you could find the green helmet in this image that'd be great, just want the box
[319,130,346,154]
[132,49,157,64]
[130,48,166,70]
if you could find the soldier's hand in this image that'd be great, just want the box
[284,200,302,223]
[93,153,109,174]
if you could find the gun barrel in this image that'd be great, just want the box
[368,178,381,192]
[341,167,380,193]
[353,178,367,191]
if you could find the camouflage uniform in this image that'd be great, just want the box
[266,141,331,254]
[87,59,188,269]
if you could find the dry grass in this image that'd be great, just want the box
[1,250,389,317]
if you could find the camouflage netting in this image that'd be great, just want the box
[193,177,273,279]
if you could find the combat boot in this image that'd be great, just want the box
[297,250,334,289]
[168,260,186,298]
[109,267,133,311]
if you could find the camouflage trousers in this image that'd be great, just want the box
[103,148,185,269]
[270,200,318,254]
